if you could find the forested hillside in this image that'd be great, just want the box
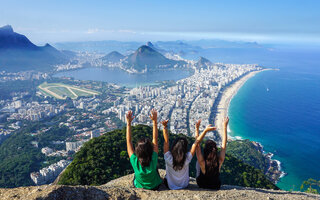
[58,125,278,189]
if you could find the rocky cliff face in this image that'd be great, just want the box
[0,170,319,200]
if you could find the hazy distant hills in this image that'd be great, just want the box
[122,45,186,72]
[55,39,273,64]
[0,25,71,72]
[196,56,212,69]
[55,40,144,55]
[101,51,125,63]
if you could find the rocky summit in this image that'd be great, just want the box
[0,170,319,200]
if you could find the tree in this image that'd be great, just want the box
[300,178,320,194]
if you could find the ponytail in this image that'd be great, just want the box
[203,140,219,175]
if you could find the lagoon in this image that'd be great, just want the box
[54,67,193,87]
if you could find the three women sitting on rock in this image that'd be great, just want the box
[125,109,229,190]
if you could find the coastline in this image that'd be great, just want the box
[214,69,267,138]
[213,68,285,183]
[252,141,287,184]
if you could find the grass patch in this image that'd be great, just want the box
[38,82,100,99]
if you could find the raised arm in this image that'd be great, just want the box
[149,109,158,153]
[219,116,229,170]
[190,124,216,156]
[161,120,169,154]
[126,110,135,158]
[195,120,206,174]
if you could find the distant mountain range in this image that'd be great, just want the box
[121,44,186,72]
[99,43,215,73]
[55,39,273,65]
[0,25,71,72]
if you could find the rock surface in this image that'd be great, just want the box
[0,170,319,200]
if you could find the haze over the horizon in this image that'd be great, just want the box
[0,0,319,45]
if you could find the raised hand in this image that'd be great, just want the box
[149,108,157,122]
[161,119,169,128]
[224,116,229,127]
[126,110,135,124]
[195,119,201,137]
[195,119,201,130]
[204,124,216,133]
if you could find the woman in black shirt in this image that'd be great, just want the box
[195,117,229,189]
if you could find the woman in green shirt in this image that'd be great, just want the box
[126,109,162,190]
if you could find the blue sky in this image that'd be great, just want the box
[0,0,319,44]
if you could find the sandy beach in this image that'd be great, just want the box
[214,69,269,139]
[213,68,285,183]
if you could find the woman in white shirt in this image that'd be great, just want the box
[161,119,216,190]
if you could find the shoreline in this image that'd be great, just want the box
[214,69,268,138]
[213,68,285,183]
[252,141,287,184]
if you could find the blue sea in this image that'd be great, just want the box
[215,47,320,191]
[182,45,320,190]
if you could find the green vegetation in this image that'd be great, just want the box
[226,139,269,173]
[38,82,100,100]
[49,86,76,99]
[300,179,320,194]
[58,125,278,189]
[0,124,73,188]
[0,80,43,100]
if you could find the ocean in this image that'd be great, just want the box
[226,48,320,191]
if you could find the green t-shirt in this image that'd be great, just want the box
[130,151,162,189]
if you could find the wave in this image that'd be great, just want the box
[228,134,243,141]
[227,125,231,133]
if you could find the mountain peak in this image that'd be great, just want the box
[198,56,212,64]
[146,41,155,48]
[0,26,69,71]
[196,56,212,69]
[123,45,178,72]
[137,45,155,53]
[108,51,123,56]
[101,51,124,63]
[43,43,55,49]
[0,25,14,34]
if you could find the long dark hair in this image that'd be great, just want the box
[203,140,219,175]
[171,137,188,171]
[135,137,153,167]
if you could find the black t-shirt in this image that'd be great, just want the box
[196,161,221,190]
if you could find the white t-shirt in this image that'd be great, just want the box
[164,151,193,190]
[196,161,201,178]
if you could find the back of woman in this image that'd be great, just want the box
[126,109,162,190]
[161,120,216,190]
[196,140,221,189]
[164,137,193,190]
[130,138,162,189]
[195,117,229,190]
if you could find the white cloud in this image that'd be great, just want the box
[86,28,101,34]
